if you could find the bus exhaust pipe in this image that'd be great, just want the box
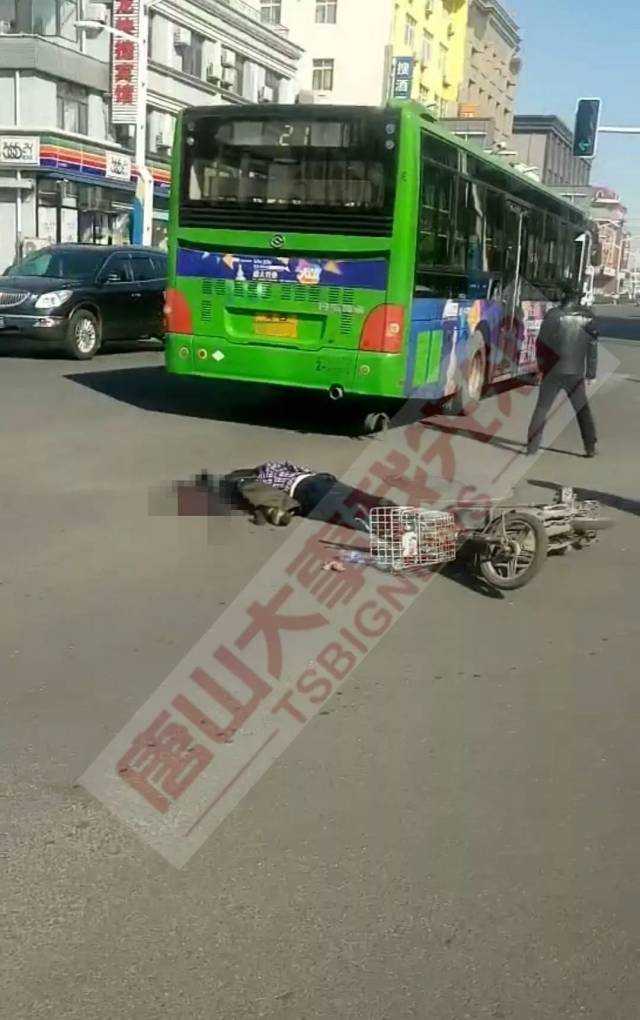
[329,385,344,401]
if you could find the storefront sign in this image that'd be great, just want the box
[0,136,40,166]
[106,151,132,182]
[391,56,414,100]
[111,0,140,125]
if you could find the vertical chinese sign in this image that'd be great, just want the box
[111,0,139,125]
[391,56,414,100]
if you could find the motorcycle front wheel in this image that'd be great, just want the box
[478,510,548,591]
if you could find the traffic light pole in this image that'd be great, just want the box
[598,126,640,134]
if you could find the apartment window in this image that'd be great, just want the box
[404,14,416,47]
[0,0,16,30]
[419,85,430,105]
[312,58,334,91]
[420,30,434,65]
[265,68,281,102]
[147,107,176,156]
[232,54,247,95]
[260,0,281,25]
[57,81,88,134]
[316,0,337,22]
[58,0,77,40]
[30,0,77,38]
[180,31,204,78]
[31,0,57,34]
[439,43,448,80]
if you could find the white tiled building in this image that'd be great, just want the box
[265,0,394,106]
[0,0,302,270]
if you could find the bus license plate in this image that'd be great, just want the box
[254,314,298,339]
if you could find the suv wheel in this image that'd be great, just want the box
[65,309,101,360]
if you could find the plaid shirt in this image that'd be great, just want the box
[257,461,312,495]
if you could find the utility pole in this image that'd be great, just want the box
[133,2,153,246]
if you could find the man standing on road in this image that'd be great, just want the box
[527,286,599,457]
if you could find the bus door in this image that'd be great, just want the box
[491,202,526,380]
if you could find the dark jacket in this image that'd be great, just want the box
[537,301,599,379]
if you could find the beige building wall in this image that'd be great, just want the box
[458,0,521,144]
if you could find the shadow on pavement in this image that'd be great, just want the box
[529,479,640,518]
[65,364,404,438]
[421,418,584,458]
[0,338,162,359]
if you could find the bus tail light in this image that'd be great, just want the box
[164,288,193,335]
[359,305,405,353]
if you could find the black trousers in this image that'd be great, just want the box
[527,373,597,453]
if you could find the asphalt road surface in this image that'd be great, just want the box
[2,324,639,1019]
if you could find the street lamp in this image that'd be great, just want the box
[76,2,154,246]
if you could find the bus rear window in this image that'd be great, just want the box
[180,109,399,235]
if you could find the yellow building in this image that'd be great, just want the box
[391,0,469,115]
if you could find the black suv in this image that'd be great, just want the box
[0,244,167,359]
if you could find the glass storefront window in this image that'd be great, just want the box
[36,178,168,248]
[152,219,168,251]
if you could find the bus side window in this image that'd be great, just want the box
[419,161,455,267]
[454,178,487,274]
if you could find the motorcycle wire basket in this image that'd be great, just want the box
[369,507,457,571]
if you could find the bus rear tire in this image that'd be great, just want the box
[444,334,487,416]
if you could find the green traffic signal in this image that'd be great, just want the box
[573,98,601,159]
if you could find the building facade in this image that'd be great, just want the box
[456,0,521,144]
[511,114,591,187]
[590,186,629,297]
[270,0,468,115]
[0,0,301,271]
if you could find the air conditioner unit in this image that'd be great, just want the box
[173,27,190,50]
[221,47,236,67]
[85,2,108,23]
[220,67,235,88]
[258,85,274,103]
[0,19,13,32]
[206,63,220,84]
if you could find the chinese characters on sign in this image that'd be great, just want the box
[111,0,139,125]
[392,56,414,100]
[0,136,40,166]
[106,151,132,182]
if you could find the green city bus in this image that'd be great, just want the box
[164,101,591,422]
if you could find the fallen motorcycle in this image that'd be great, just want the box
[367,487,613,592]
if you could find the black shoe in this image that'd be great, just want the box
[585,446,598,458]
[525,447,538,456]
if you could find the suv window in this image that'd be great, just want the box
[131,255,160,282]
[103,253,132,283]
[152,254,168,278]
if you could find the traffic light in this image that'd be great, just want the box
[573,98,601,158]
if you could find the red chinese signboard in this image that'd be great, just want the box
[111,0,139,125]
